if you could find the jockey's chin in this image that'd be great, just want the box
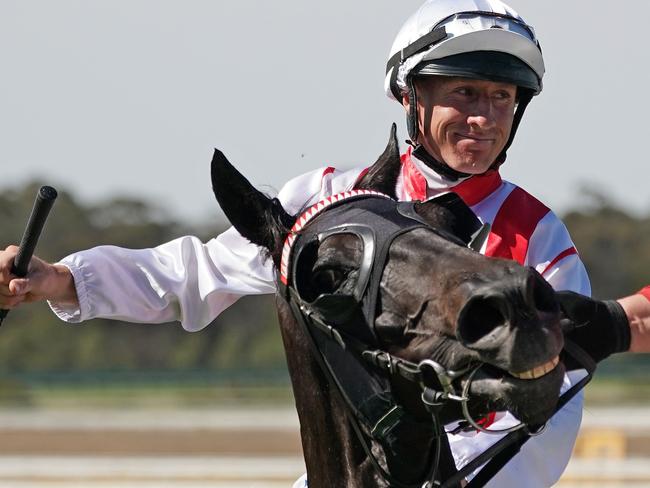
[425,139,502,175]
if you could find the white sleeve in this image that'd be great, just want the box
[449,210,590,487]
[48,166,358,331]
[49,231,275,331]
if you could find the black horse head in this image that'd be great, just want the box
[211,125,565,487]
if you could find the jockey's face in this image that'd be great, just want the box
[403,76,517,174]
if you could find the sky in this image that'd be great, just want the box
[2,1,649,226]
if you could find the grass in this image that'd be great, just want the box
[0,367,647,409]
[0,370,295,409]
[584,377,650,406]
[24,384,296,409]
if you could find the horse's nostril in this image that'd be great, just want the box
[457,294,508,347]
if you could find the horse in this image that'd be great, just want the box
[210,126,570,487]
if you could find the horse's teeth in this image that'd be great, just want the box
[509,356,559,380]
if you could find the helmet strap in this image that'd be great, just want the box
[406,76,471,182]
[406,76,419,144]
[492,89,534,168]
[411,144,471,182]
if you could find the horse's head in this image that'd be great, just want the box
[211,125,564,433]
[371,201,564,427]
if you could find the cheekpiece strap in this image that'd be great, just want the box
[362,350,423,384]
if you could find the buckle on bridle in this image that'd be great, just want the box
[419,360,529,436]
[419,359,471,402]
[458,365,527,435]
[363,350,392,371]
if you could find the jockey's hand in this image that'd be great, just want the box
[0,245,77,309]
[556,291,631,365]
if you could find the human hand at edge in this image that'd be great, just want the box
[556,291,631,365]
[0,245,77,309]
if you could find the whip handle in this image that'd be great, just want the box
[0,186,58,323]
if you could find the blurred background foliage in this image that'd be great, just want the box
[0,181,648,406]
[0,182,287,406]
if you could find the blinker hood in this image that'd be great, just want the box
[283,193,476,450]
[290,197,432,346]
[284,193,484,347]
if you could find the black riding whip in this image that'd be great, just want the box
[0,185,58,326]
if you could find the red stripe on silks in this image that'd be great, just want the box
[637,286,650,302]
[400,147,502,204]
[541,246,578,276]
[485,188,550,264]
[401,147,427,200]
[451,171,503,207]
[476,412,497,430]
[322,166,335,177]
[353,167,370,188]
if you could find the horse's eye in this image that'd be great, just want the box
[312,267,347,294]
[375,311,408,343]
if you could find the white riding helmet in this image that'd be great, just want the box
[385,0,545,171]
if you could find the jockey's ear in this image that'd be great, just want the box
[354,123,401,198]
[211,149,294,266]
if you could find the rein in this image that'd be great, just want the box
[279,191,596,487]
[287,291,447,488]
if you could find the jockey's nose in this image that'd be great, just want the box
[466,94,497,131]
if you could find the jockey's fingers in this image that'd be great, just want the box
[2,245,19,255]
[0,277,30,308]
[0,293,26,309]
[0,277,32,295]
[8,278,31,296]
[0,245,20,282]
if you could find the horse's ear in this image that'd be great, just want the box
[354,123,401,198]
[415,193,484,246]
[211,149,294,264]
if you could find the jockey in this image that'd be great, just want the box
[0,0,638,486]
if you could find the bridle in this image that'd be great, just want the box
[277,190,596,488]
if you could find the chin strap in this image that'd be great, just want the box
[490,89,533,169]
[411,144,471,182]
[406,76,419,145]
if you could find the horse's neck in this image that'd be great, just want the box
[276,300,457,488]
[277,301,380,488]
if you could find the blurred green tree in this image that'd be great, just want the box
[563,187,650,299]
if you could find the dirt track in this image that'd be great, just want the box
[0,407,648,486]
[0,428,301,456]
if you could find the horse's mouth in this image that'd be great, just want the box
[508,356,560,380]
[461,355,565,426]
